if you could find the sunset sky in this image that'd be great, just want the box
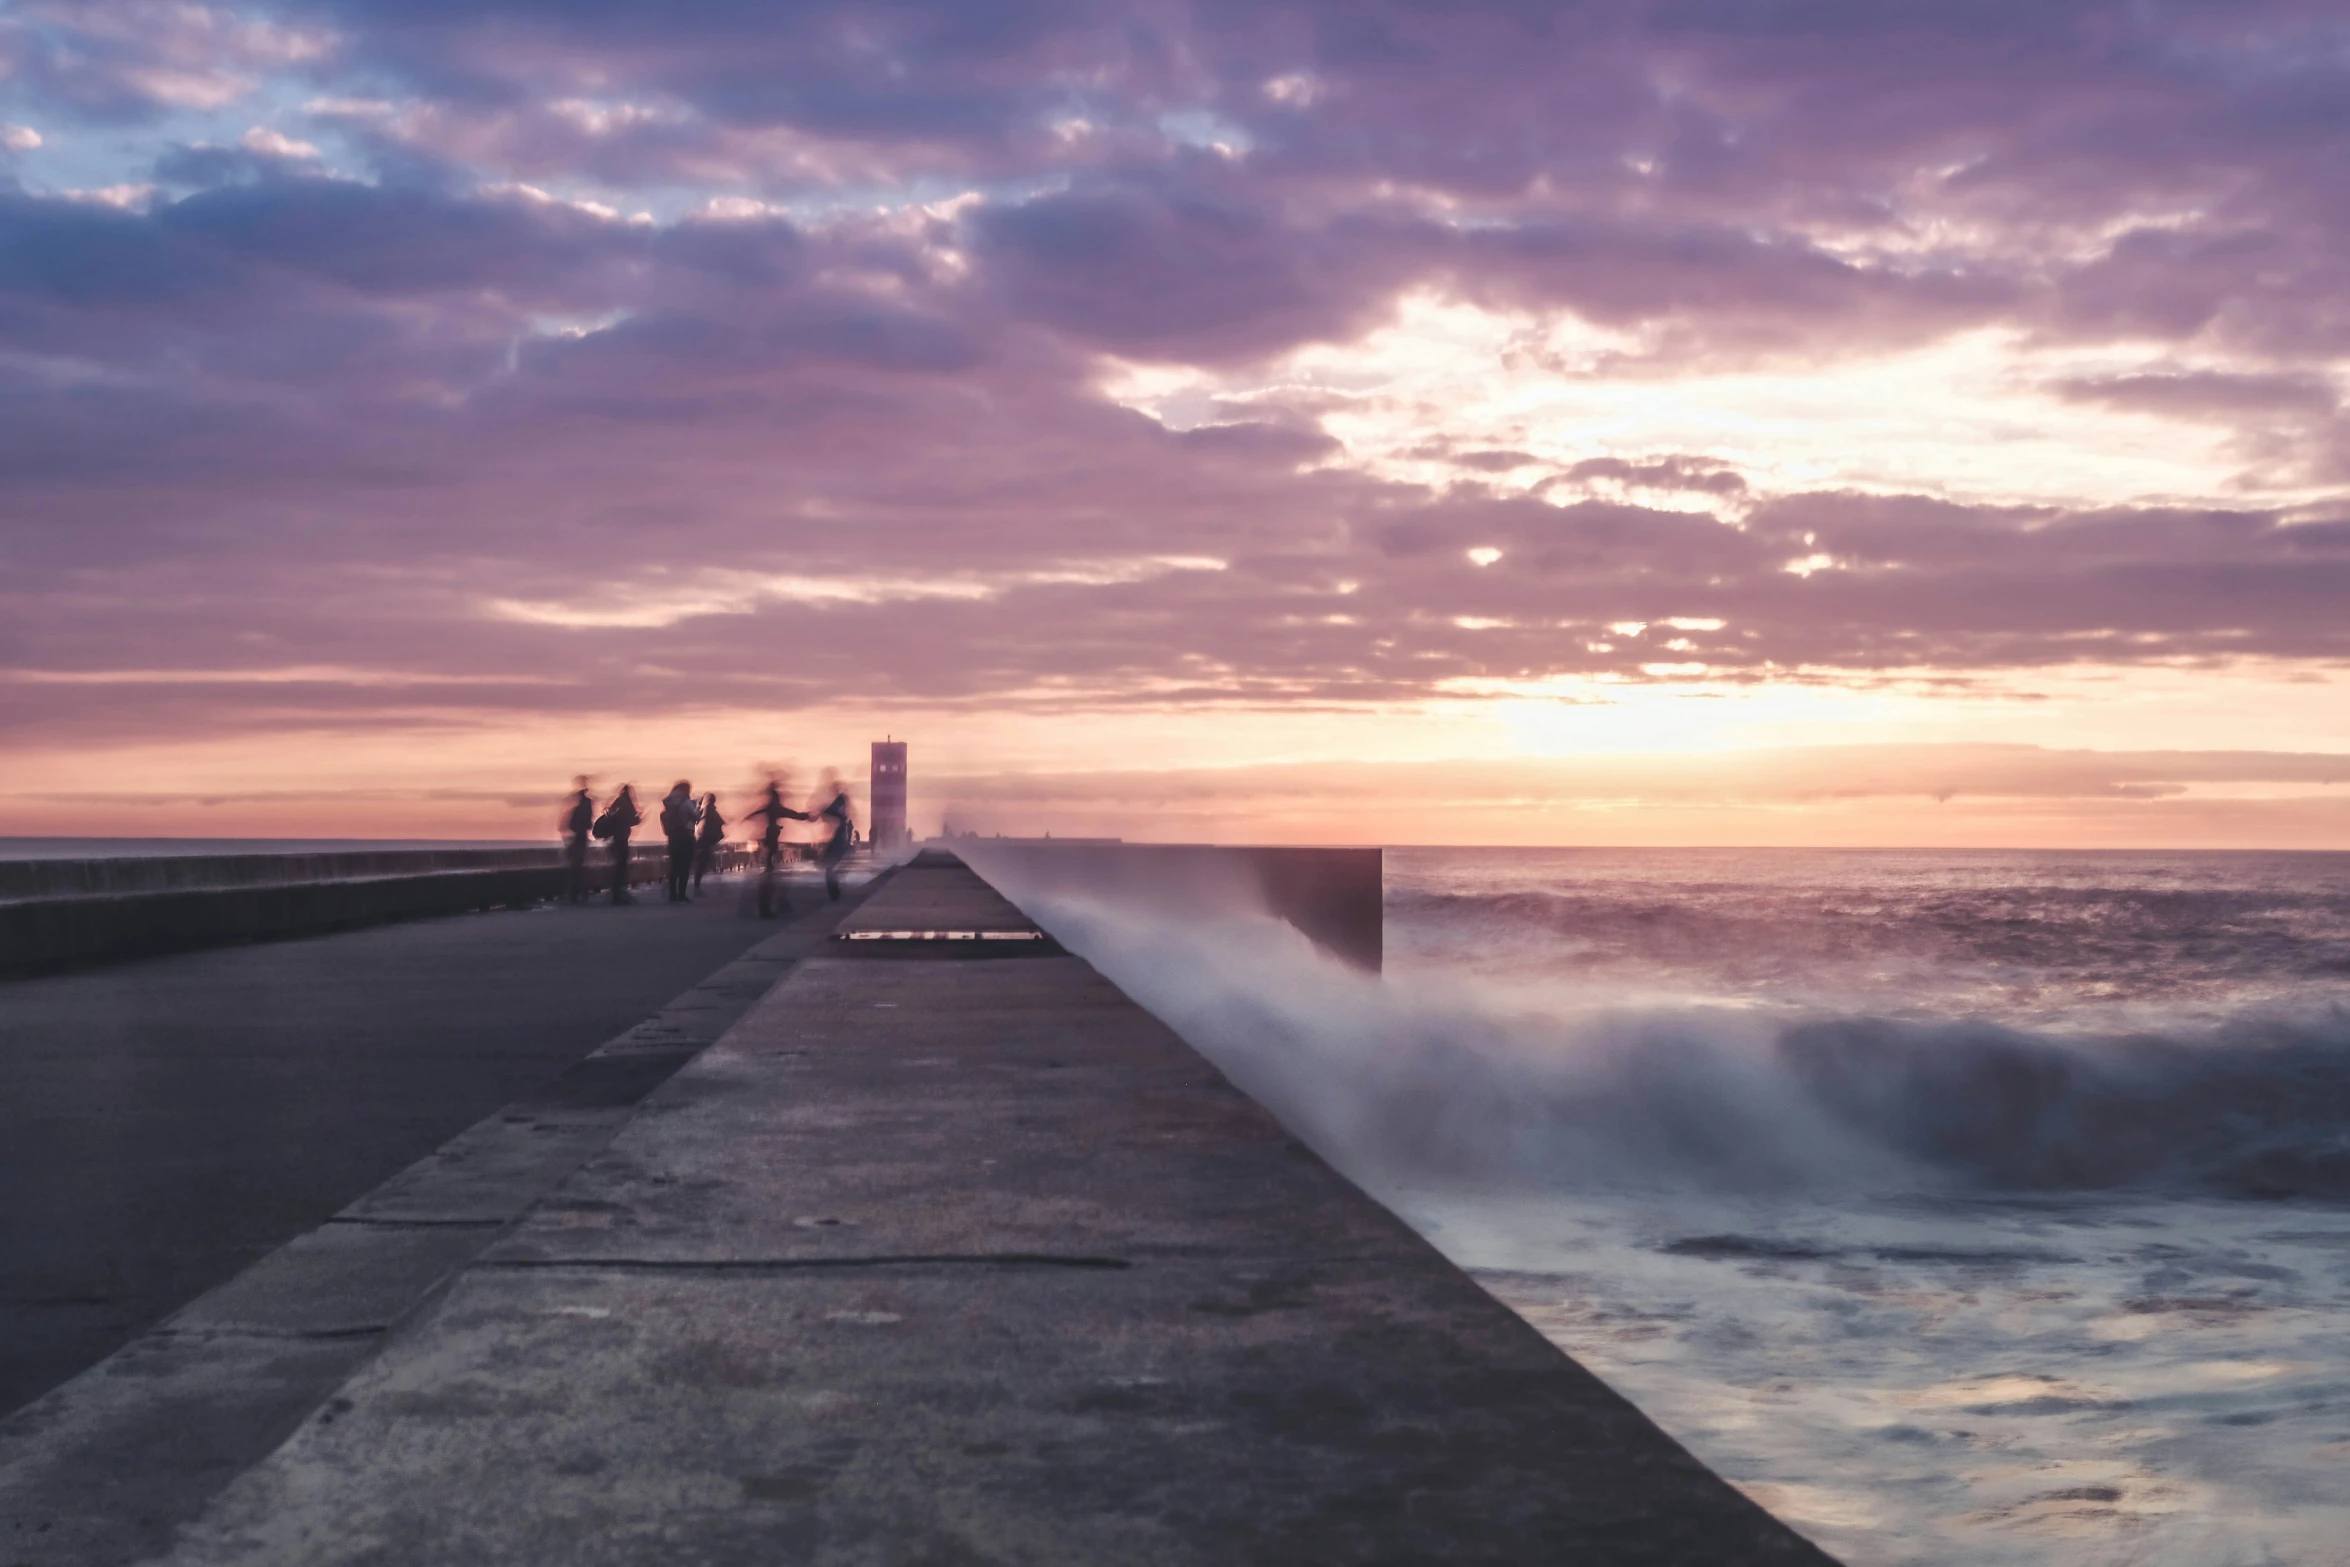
[5,0,2348,845]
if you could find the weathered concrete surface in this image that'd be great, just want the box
[0,876,878,1567]
[144,857,1833,1565]
[834,846,1054,947]
[0,871,841,1421]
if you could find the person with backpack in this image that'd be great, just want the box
[593,783,643,905]
[559,777,595,904]
[691,792,727,896]
[658,781,699,903]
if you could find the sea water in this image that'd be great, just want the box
[989,848,2350,1567]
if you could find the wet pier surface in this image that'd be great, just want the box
[4,854,1831,1564]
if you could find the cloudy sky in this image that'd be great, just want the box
[5,0,2349,844]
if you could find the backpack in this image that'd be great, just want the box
[591,809,617,842]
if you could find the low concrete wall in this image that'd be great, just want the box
[0,848,758,979]
[0,848,562,902]
[953,841,1384,971]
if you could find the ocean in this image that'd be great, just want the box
[994,847,2350,1567]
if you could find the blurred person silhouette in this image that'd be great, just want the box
[560,777,595,904]
[692,792,726,895]
[592,783,642,905]
[744,773,812,920]
[658,781,699,903]
[816,769,855,903]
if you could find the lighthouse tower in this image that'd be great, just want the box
[870,740,909,851]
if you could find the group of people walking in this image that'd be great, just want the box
[560,770,858,917]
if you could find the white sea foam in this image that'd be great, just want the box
[975,845,2350,1567]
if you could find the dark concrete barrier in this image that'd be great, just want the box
[953,841,1383,971]
[0,848,758,979]
[0,848,562,902]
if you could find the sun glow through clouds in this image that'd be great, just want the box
[1111,298,2338,514]
[2,1,2346,846]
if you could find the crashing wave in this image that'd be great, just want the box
[1017,889,2350,1202]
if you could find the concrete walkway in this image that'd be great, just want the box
[0,872,823,1419]
[0,874,876,1567]
[127,856,1832,1565]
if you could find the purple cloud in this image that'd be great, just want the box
[4,0,2350,774]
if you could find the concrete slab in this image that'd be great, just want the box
[161,1224,491,1340]
[483,957,1412,1269]
[0,1334,381,1567]
[0,870,811,1418]
[158,1262,1799,1566]
[0,876,884,1567]
[143,857,1834,1564]
[334,1110,635,1228]
[833,854,1045,941]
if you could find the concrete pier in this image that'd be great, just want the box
[20,853,1831,1564]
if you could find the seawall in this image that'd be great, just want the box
[0,847,753,978]
[0,848,566,902]
[956,841,1385,971]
